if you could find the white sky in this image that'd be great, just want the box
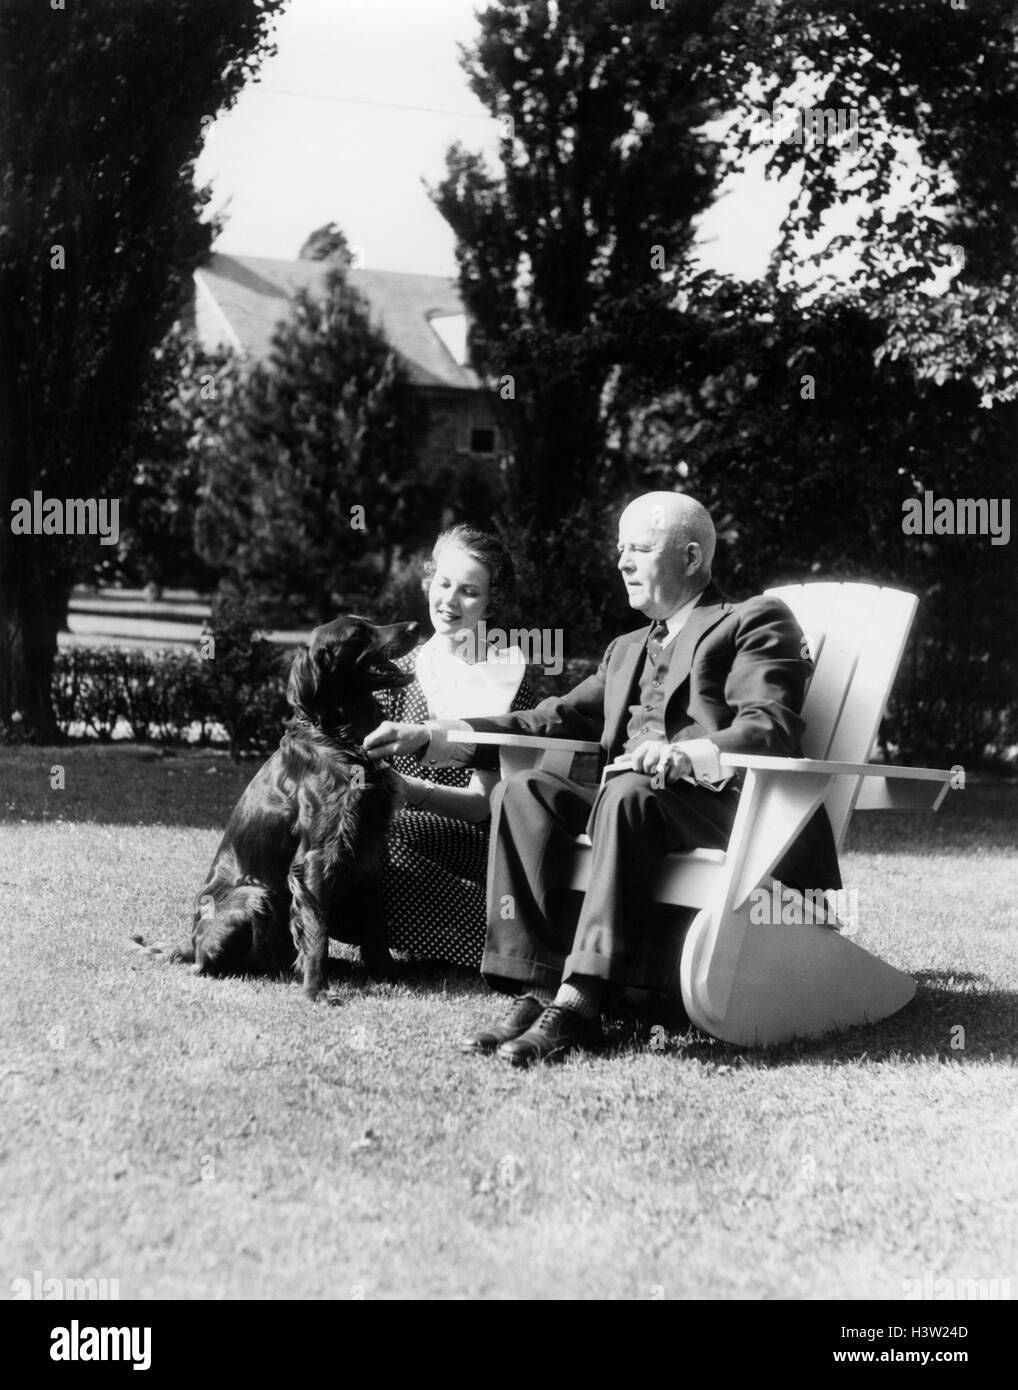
[195,0,789,280]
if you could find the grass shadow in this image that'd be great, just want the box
[387,957,490,998]
[1,745,259,829]
[597,969,1018,1067]
[325,951,490,1002]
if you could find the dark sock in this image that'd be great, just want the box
[554,975,603,1020]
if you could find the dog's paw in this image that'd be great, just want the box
[303,974,329,1004]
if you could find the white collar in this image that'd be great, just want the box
[414,635,526,719]
[657,591,705,647]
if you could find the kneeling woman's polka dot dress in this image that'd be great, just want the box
[376,650,535,970]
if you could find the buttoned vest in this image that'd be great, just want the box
[623,623,675,754]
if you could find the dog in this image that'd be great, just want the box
[139,615,419,1001]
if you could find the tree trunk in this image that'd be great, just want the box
[510,374,605,533]
[0,535,68,743]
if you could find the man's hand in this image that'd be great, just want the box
[363,721,429,762]
[624,739,693,785]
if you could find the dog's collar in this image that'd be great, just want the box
[286,714,364,751]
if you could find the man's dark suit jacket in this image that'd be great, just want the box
[440,582,841,891]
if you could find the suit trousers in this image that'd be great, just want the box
[480,768,741,994]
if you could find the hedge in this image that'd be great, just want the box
[52,644,288,757]
[50,641,1015,769]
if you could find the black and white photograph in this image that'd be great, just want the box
[1,0,1015,1343]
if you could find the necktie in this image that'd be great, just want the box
[648,621,668,651]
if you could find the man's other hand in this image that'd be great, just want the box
[363,721,429,761]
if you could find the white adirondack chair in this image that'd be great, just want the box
[449,583,954,1047]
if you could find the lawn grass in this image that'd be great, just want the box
[1,745,1016,1301]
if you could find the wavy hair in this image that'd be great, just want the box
[421,524,517,621]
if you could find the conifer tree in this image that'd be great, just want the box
[0,0,286,737]
[195,270,429,624]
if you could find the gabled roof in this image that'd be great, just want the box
[192,253,483,391]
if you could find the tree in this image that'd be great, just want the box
[647,1,1018,758]
[715,0,1018,401]
[436,1,1018,752]
[299,222,357,267]
[0,0,286,739]
[106,328,232,593]
[435,1,1018,512]
[720,0,1018,292]
[194,268,430,624]
[621,269,1018,761]
[430,0,736,533]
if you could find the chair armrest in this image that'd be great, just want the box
[446,731,601,754]
[446,730,601,782]
[718,754,953,812]
[718,754,951,783]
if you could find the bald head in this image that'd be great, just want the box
[619,493,716,569]
[616,492,716,619]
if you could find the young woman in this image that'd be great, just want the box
[376,525,535,970]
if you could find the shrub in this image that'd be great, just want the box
[52,646,200,743]
[197,585,289,760]
[888,637,1018,768]
[503,499,634,661]
[372,549,431,629]
[51,647,123,740]
[52,647,89,738]
[526,655,600,706]
[117,647,204,744]
[51,618,289,755]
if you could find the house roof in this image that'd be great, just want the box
[193,253,484,391]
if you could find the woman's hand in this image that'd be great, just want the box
[392,774,431,811]
[390,773,410,812]
[363,721,430,762]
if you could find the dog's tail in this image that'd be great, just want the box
[193,882,281,976]
[127,935,194,964]
[130,878,279,976]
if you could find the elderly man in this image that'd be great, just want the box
[365,493,840,1066]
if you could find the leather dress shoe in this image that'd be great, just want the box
[458,994,546,1054]
[496,1004,602,1068]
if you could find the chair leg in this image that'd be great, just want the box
[680,902,916,1046]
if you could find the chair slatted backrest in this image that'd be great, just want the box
[765,583,918,850]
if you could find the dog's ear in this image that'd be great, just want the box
[312,640,340,674]
[287,648,318,715]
